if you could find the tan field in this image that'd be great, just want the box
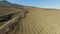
[1,0,60,34]
[17,7,60,34]
[0,6,22,16]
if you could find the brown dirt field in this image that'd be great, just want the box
[17,7,60,34]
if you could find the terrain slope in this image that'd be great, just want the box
[17,7,60,34]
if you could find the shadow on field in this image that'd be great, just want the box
[0,14,13,22]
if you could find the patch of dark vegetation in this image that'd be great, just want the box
[0,14,13,22]
[23,10,29,18]
[25,10,29,14]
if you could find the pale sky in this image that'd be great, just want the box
[7,0,60,9]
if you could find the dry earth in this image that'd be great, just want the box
[17,7,60,34]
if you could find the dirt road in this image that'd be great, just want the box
[17,8,60,34]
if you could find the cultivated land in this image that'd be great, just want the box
[0,6,22,26]
[17,7,60,34]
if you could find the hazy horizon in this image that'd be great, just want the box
[6,0,60,9]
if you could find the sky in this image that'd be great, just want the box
[7,0,60,9]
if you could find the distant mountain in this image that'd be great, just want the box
[0,0,24,7]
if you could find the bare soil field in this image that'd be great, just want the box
[17,7,60,34]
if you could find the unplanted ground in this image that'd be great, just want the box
[17,8,60,34]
